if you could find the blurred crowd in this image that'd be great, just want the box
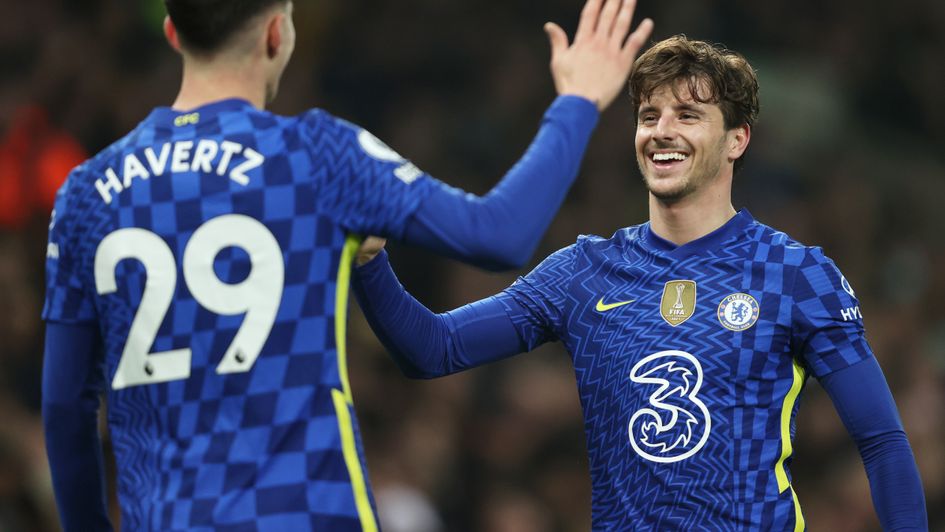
[1,0,943,530]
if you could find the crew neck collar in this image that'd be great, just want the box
[642,209,755,259]
[148,98,256,125]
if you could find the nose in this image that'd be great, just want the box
[653,114,676,141]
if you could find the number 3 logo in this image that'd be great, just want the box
[628,350,712,463]
[94,214,284,390]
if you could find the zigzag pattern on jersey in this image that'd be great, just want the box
[632,236,746,530]
[655,237,750,530]
[502,214,869,530]
[54,153,164,530]
[562,231,661,527]
[302,111,435,238]
[502,244,576,349]
[564,228,755,530]
[110,387,163,531]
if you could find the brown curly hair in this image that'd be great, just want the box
[629,35,760,172]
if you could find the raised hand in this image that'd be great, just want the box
[545,0,654,111]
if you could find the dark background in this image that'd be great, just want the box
[0,1,942,530]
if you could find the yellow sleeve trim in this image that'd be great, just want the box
[332,234,377,531]
[336,234,362,403]
[332,389,378,532]
[790,484,806,532]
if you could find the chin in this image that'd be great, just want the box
[649,188,690,203]
[644,175,692,202]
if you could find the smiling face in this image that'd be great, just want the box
[634,79,747,203]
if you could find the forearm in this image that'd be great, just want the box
[42,323,113,532]
[43,403,112,532]
[403,95,598,270]
[352,250,524,378]
[858,430,926,531]
[820,357,927,530]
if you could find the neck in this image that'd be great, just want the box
[172,56,267,110]
[648,175,736,246]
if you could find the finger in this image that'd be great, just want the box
[597,0,623,40]
[574,0,603,43]
[621,18,654,62]
[610,0,635,46]
[362,236,384,249]
[544,22,569,60]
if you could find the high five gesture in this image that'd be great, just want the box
[545,0,654,111]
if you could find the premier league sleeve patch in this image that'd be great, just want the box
[717,293,760,331]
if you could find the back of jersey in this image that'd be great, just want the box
[43,99,434,531]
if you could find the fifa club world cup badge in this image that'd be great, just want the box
[717,293,760,331]
[660,280,697,326]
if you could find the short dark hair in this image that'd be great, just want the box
[165,0,289,54]
[629,35,760,172]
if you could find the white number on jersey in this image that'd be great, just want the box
[94,214,285,390]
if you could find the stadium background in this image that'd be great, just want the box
[1,0,942,530]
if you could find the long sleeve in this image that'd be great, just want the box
[42,322,113,532]
[351,250,525,378]
[818,357,928,531]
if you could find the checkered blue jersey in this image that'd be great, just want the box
[498,210,872,531]
[42,99,439,531]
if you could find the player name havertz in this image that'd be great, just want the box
[94,137,264,204]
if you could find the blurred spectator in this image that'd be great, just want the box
[0,106,85,230]
[0,0,941,530]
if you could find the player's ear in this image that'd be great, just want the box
[164,16,182,53]
[727,124,750,162]
[265,13,285,60]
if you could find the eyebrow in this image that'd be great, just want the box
[638,103,705,115]
[675,103,705,114]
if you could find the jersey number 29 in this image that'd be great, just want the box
[94,214,284,390]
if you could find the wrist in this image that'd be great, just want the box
[354,249,388,270]
[554,93,600,113]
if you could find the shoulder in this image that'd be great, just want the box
[570,222,647,258]
[51,127,149,238]
[524,224,644,279]
[294,109,405,161]
[57,137,126,205]
[531,241,581,272]
[69,115,164,186]
[294,108,358,137]
[295,107,329,129]
[83,131,137,173]
[747,218,832,268]
[750,218,853,299]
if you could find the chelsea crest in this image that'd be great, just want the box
[717,293,760,331]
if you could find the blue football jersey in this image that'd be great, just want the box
[496,210,871,531]
[43,99,436,531]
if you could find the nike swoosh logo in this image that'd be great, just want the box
[595,297,635,312]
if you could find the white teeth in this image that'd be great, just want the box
[652,152,688,162]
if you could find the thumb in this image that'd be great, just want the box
[544,22,568,59]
